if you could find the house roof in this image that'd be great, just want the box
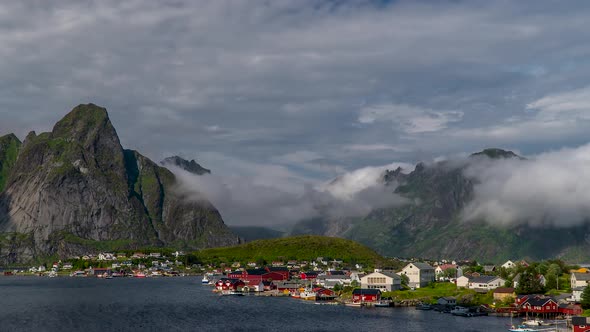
[364,271,401,280]
[470,276,501,284]
[493,287,515,294]
[352,288,381,295]
[573,316,590,326]
[411,263,434,270]
[573,272,590,281]
[524,297,555,307]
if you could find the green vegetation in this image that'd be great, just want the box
[62,233,136,252]
[195,235,386,266]
[0,134,21,192]
[582,286,590,309]
[382,282,494,306]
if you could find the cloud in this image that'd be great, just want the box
[168,161,408,227]
[358,104,464,134]
[462,144,590,227]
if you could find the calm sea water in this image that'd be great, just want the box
[0,276,513,332]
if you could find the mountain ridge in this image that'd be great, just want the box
[0,104,238,263]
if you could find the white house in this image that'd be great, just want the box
[501,260,516,269]
[571,272,590,289]
[572,287,585,302]
[456,276,470,288]
[468,276,505,291]
[435,264,457,280]
[361,271,401,291]
[400,263,435,289]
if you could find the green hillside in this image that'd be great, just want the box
[195,235,386,266]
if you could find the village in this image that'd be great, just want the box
[7,253,590,330]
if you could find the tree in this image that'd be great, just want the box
[581,286,590,309]
[545,263,561,290]
[400,274,409,288]
[516,267,544,295]
[443,268,457,280]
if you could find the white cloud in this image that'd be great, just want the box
[358,104,464,133]
[169,159,407,226]
[462,144,590,227]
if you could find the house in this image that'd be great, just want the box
[227,268,288,284]
[572,287,586,302]
[301,271,319,280]
[501,260,516,269]
[559,304,583,316]
[437,297,456,305]
[520,297,559,314]
[89,267,110,277]
[483,265,496,273]
[352,289,381,304]
[572,316,590,332]
[314,287,336,300]
[266,267,289,280]
[456,276,470,288]
[215,278,246,291]
[361,271,402,291]
[62,263,73,270]
[572,272,590,289]
[399,262,435,289]
[275,281,301,295]
[493,287,516,302]
[468,276,505,291]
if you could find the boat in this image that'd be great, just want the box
[299,289,316,301]
[450,306,469,315]
[47,271,58,278]
[375,299,394,307]
[70,270,86,277]
[201,275,209,284]
[220,290,244,296]
[415,304,433,310]
[522,319,547,326]
[134,272,146,278]
[508,325,537,332]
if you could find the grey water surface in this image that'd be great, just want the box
[0,277,513,331]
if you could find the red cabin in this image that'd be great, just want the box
[216,278,246,291]
[300,271,318,280]
[572,317,590,332]
[559,304,583,316]
[520,297,558,314]
[352,289,381,303]
[227,269,288,284]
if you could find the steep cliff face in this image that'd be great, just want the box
[0,134,21,193]
[0,104,238,263]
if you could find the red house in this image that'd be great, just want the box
[313,287,336,300]
[520,297,558,314]
[559,303,583,316]
[572,317,590,332]
[216,278,246,291]
[227,269,288,284]
[301,271,319,280]
[352,289,381,303]
[266,267,290,280]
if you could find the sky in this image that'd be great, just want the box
[3,1,590,226]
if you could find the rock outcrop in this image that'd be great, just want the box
[0,104,238,263]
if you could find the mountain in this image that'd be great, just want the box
[291,149,590,262]
[0,104,238,264]
[161,156,211,175]
[229,226,284,242]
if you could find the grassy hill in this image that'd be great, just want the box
[195,235,386,266]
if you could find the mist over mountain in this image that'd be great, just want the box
[0,104,238,264]
[289,146,590,262]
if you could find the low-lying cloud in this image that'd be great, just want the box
[462,144,590,227]
[167,163,410,227]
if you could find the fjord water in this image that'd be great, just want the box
[0,277,511,332]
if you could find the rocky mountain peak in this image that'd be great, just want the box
[470,148,523,160]
[161,156,211,175]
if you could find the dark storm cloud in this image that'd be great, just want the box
[3,1,590,227]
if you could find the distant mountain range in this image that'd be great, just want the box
[291,148,590,263]
[0,104,238,264]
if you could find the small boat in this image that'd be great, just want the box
[522,319,546,326]
[375,300,394,307]
[508,325,536,332]
[201,275,209,284]
[134,272,146,278]
[450,306,469,315]
[299,289,316,301]
[415,304,433,310]
[220,290,244,296]
[47,271,58,278]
